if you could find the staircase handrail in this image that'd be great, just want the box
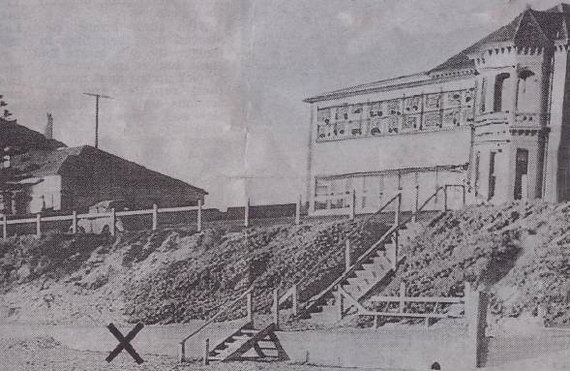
[360,191,403,233]
[278,191,402,307]
[301,184,455,313]
[278,246,341,306]
[180,285,253,343]
[303,223,398,309]
[399,183,464,227]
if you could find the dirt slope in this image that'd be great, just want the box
[371,201,570,327]
[0,217,387,325]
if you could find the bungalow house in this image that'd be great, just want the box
[0,120,206,215]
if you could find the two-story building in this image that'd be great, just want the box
[305,4,570,215]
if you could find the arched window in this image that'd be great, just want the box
[493,73,511,112]
[518,69,535,93]
[517,69,537,111]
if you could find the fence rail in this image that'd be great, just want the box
[1,203,202,239]
[362,282,470,328]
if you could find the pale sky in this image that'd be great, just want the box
[0,0,562,208]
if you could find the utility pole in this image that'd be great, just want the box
[83,92,112,149]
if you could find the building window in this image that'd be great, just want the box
[488,151,497,201]
[518,69,535,94]
[474,152,480,197]
[480,78,487,112]
[493,73,510,112]
[514,148,529,200]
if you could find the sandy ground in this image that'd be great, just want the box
[0,335,357,371]
[0,320,569,371]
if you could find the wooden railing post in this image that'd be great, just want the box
[36,213,41,237]
[413,184,420,223]
[197,199,203,232]
[246,291,253,325]
[344,239,351,272]
[393,192,401,270]
[152,204,158,231]
[244,198,250,228]
[273,288,280,330]
[203,338,210,365]
[2,214,7,240]
[336,289,344,321]
[179,341,186,363]
[399,282,406,313]
[462,185,467,207]
[110,208,116,236]
[444,185,449,211]
[349,189,356,220]
[71,211,77,234]
[394,192,401,227]
[295,194,301,225]
[468,290,488,368]
[292,284,298,316]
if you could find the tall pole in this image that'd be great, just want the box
[95,95,99,148]
[83,92,112,149]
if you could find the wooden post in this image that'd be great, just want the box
[273,288,280,330]
[197,199,203,232]
[71,211,77,234]
[336,289,344,321]
[344,239,351,272]
[292,284,298,316]
[464,281,472,317]
[2,214,7,240]
[399,282,406,313]
[444,185,448,211]
[394,192,401,227]
[295,194,301,225]
[392,234,398,271]
[152,204,158,231]
[413,184,420,223]
[246,291,253,325]
[110,208,116,236]
[203,338,210,365]
[179,341,186,363]
[373,315,378,329]
[349,189,356,220]
[468,290,488,368]
[36,213,41,237]
[462,185,467,207]
[393,193,401,270]
[244,198,250,228]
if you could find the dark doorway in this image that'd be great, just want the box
[488,152,496,201]
[494,73,510,112]
[514,148,529,200]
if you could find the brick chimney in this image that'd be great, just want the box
[44,113,53,140]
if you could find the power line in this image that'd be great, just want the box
[83,92,113,149]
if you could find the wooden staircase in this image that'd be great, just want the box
[282,185,465,323]
[301,229,400,321]
[207,322,289,363]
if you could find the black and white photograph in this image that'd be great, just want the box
[1,0,570,370]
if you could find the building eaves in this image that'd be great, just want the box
[303,73,472,104]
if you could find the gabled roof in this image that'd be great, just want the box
[430,5,570,74]
[9,145,208,194]
[10,146,83,178]
[0,118,66,151]
[305,3,570,103]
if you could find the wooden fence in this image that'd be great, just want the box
[1,196,310,240]
[1,202,205,239]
